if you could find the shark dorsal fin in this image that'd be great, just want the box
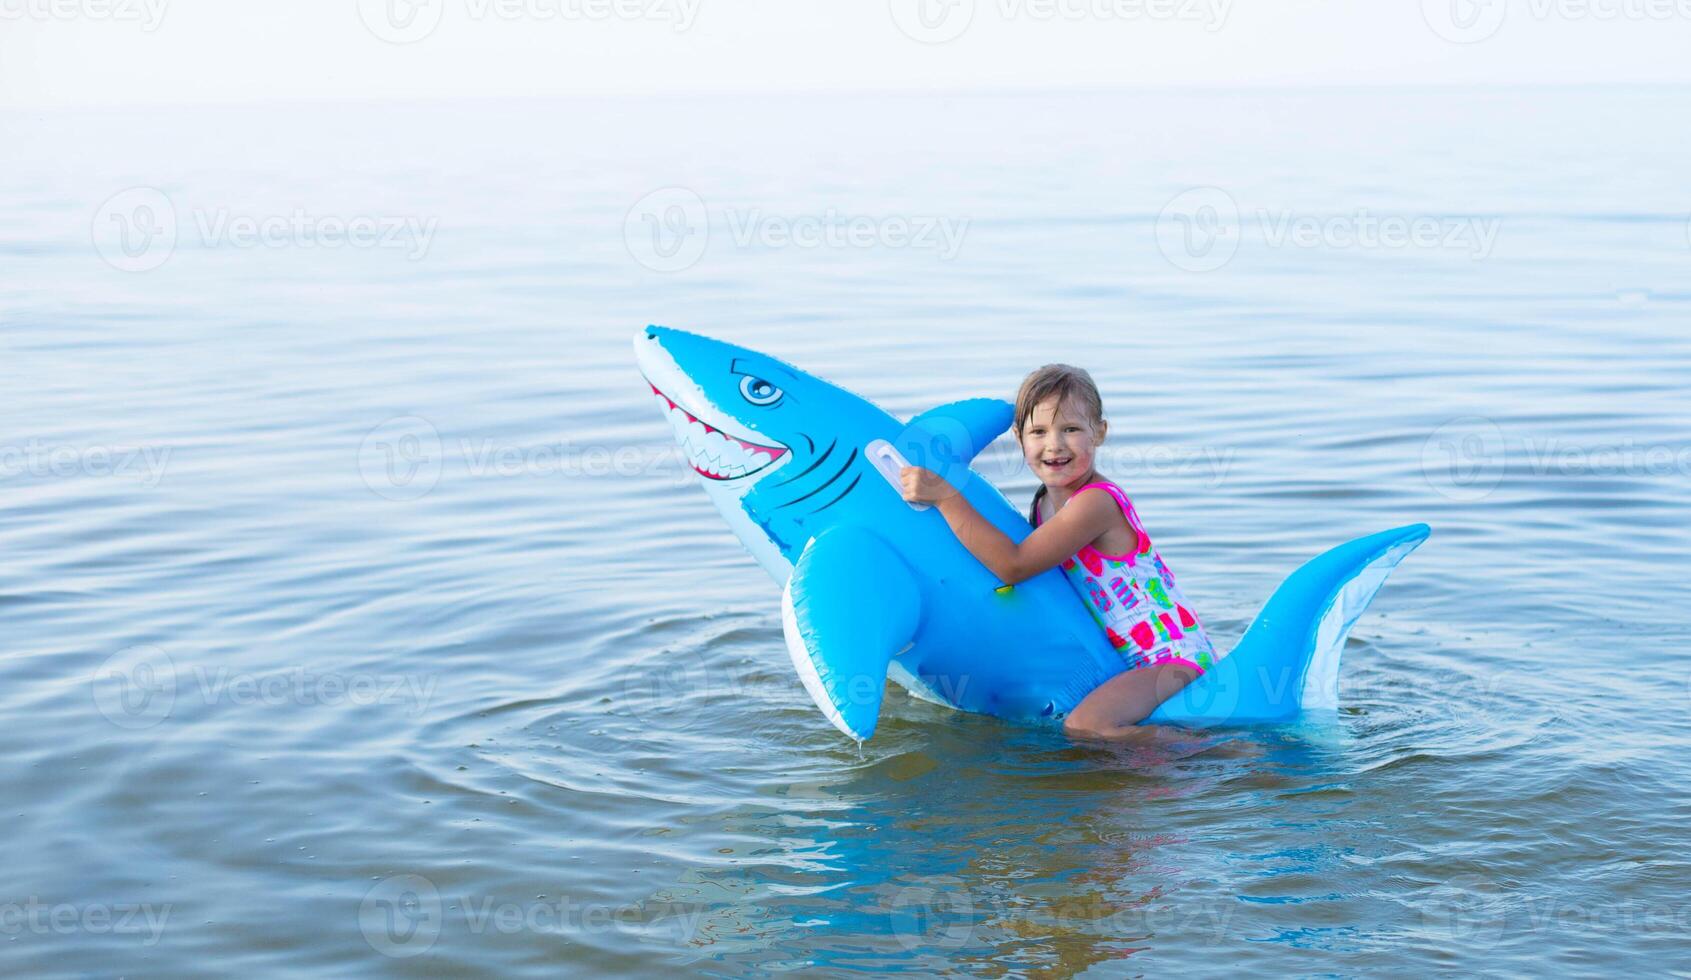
[894,398,1013,476]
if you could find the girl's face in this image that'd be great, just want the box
[1019,396,1106,489]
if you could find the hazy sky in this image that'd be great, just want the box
[3,0,1690,107]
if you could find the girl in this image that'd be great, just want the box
[899,364,1218,739]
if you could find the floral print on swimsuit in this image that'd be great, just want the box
[1033,481,1218,675]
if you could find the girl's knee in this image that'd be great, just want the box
[1062,708,1132,740]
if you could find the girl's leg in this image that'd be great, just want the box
[1062,662,1200,739]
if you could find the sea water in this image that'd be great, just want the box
[2,88,1689,975]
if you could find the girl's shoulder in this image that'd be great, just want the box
[1030,481,1135,525]
[1075,480,1133,513]
[1073,481,1143,557]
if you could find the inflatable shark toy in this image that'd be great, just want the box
[634,326,1428,741]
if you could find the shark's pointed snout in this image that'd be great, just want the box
[636,325,698,375]
[634,325,677,378]
[634,324,793,485]
[643,323,700,345]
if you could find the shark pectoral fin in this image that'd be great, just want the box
[896,398,1013,478]
[780,525,921,741]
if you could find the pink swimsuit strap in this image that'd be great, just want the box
[1034,481,1143,560]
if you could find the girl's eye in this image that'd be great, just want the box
[739,376,783,406]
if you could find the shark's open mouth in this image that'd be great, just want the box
[647,380,788,481]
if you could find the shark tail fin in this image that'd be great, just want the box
[781,525,921,741]
[1147,523,1430,727]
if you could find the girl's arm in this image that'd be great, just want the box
[899,466,1121,585]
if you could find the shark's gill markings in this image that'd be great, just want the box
[773,448,859,510]
[769,438,835,489]
[807,471,863,515]
[646,380,788,481]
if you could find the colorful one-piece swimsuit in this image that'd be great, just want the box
[1033,481,1219,675]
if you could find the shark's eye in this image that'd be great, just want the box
[739,376,783,406]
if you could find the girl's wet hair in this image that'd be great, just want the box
[1012,364,1105,438]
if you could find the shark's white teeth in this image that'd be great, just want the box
[647,383,788,482]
